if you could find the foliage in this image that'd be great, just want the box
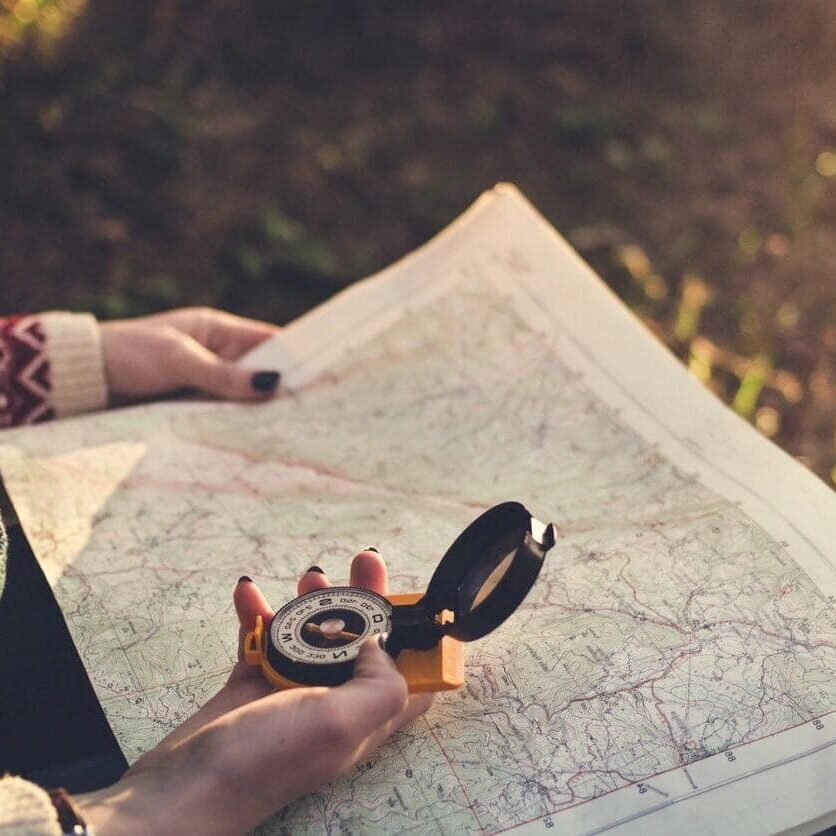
[0,0,834,485]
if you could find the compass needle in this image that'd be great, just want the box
[304,622,361,641]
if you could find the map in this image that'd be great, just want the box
[1,185,834,834]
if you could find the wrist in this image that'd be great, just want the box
[76,769,207,836]
[76,777,151,835]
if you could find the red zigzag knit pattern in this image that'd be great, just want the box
[0,316,54,427]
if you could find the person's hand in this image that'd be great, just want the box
[100,307,282,403]
[77,550,433,835]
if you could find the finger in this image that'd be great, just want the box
[343,642,433,737]
[297,565,332,595]
[171,334,281,401]
[331,638,409,740]
[202,310,280,360]
[156,308,280,360]
[234,577,274,631]
[234,577,273,671]
[349,549,388,595]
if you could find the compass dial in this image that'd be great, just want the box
[267,587,392,685]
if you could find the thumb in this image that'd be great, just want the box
[172,335,280,401]
[332,638,409,736]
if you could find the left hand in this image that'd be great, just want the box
[76,550,433,835]
[100,307,281,402]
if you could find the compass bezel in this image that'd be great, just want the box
[265,586,392,686]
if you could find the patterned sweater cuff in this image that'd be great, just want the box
[0,776,61,835]
[40,312,108,418]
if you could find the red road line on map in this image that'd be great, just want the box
[617,555,682,631]
[650,679,682,765]
[127,440,492,512]
[491,707,836,833]
[423,716,486,832]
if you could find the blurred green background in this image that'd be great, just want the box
[1,0,834,486]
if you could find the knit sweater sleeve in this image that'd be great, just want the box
[0,776,61,835]
[0,312,108,427]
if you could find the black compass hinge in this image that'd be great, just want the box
[386,602,445,656]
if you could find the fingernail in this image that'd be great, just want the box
[237,575,253,584]
[306,565,325,574]
[251,371,281,393]
[364,546,380,553]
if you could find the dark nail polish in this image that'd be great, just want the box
[364,546,380,553]
[306,565,325,574]
[251,371,281,392]
[237,575,253,584]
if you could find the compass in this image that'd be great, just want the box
[244,501,556,692]
[266,587,392,686]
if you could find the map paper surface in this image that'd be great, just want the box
[1,185,835,834]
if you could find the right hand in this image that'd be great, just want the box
[77,550,433,835]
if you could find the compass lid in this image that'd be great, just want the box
[421,501,555,641]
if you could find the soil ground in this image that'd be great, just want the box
[1,1,834,485]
